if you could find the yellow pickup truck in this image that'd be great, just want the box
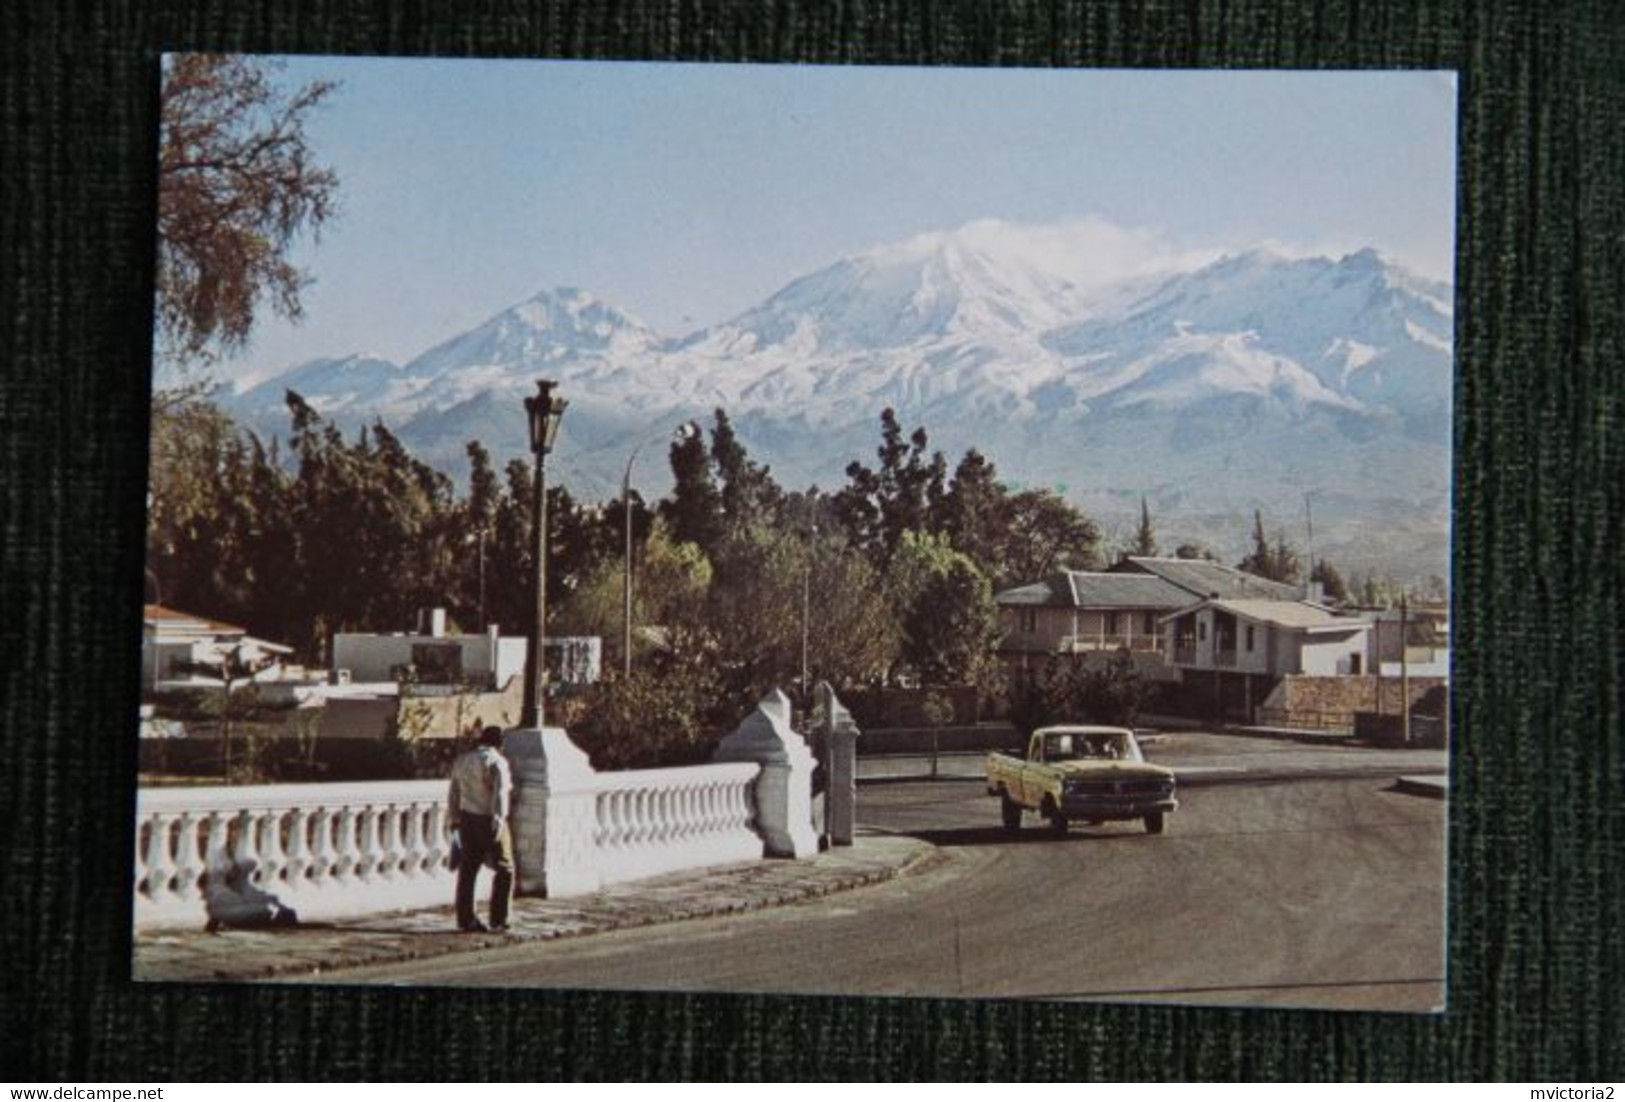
[986,725,1177,835]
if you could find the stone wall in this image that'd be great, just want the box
[1258,675,1449,732]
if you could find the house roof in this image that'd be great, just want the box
[996,571,1194,610]
[143,604,247,635]
[1109,556,1303,601]
[1167,598,1371,633]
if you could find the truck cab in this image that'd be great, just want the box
[987,725,1177,835]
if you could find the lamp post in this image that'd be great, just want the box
[622,422,700,681]
[520,380,568,729]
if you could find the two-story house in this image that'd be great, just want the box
[994,571,1197,686]
[1162,597,1373,721]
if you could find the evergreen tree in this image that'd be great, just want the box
[1237,510,1302,584]
[709,409,781,533]
[834,409,947,563]
[662,422,725,555]
[1310,558,1350,604]
[938,449,1004,573]
[1131,496,1158,557]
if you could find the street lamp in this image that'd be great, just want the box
[520,379,568,729]
[622,422,700,681]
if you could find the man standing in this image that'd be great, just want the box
[447,725,514,932]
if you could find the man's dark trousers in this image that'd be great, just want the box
[455,811,514,929]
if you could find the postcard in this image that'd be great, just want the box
[134,56,1453,1010]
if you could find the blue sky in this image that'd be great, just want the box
[216,58,1457,379]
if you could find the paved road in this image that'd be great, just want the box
[325,775,1446,1011]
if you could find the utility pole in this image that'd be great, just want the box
[1400,593,1411,744]
[1304,491,1316,601]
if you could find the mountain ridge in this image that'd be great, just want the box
[221,220,1454,580]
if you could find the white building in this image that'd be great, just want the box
[141,605,293,693]
[330,609,601,691]
[331,611,526,690]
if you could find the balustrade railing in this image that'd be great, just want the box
[136,760,768,929]
[590,763,763,886]
[134,781,457,931]
[1059,633,1163,653]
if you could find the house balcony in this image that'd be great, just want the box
[1059,634,1163,654]
[1213,648,1238,668]
[1172,645,1197,665]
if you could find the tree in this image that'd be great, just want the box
[937,449,1004,572]
[662,421,725,554]
[1173,542,1217,561]
[707,525,898,708]
[994,488,1102,588]
[1131,496,1158,557]
[834,409,947,563]
[710,409,782,534]
[156,54,339,369]
[1237,510,1302,585]
[1310,558,1351,605]
[557,519,713,672]
[887,531,1002,690]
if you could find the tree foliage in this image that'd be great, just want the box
[1236,509,1302,584]
[156,54,339,369]
[1131,496,1158,557]
[887,531,1002,691]
[1007,651,1150,733]
[1310,558,1351,605]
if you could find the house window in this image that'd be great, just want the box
[1245,625,1255,651]
[1144,613,1157,635]
[1350,653,1363,675]
[1198,621,1207,641]
[1105,611,1120,634]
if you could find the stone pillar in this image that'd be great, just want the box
[505,726,602,898]
[814,681,861,847]
[714,689,819,859]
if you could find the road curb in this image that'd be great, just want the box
[1393,775,1449,799]
[859,764,1448,788]
[134,837,934,984]
[1173,764,1448,788]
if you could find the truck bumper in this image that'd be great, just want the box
[1059,796,1178,820]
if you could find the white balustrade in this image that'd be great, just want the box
[137,715,796,926]
[133,781,481,932]
[588,764,764,888]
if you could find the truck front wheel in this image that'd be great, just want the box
[1144,812,1165,835]
[1042,798,1069,836]
[1000,794,1022,831]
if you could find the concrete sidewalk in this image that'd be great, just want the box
[133,833,933,984]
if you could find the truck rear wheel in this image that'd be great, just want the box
[1000,794,1022,831]
[1144,812,1165,835]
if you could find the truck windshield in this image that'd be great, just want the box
[1044,733,1137,761]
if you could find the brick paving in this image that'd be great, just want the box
[132,834,933,984]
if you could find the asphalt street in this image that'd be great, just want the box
[326,774,1447,1011]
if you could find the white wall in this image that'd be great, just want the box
[1299,631,1370,676]
[332,632,502,684]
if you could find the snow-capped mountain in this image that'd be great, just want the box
[221,220,1454,577]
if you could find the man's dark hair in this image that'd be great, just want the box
[479,725,504,747]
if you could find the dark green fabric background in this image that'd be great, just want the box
[3,0,1621,1081]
